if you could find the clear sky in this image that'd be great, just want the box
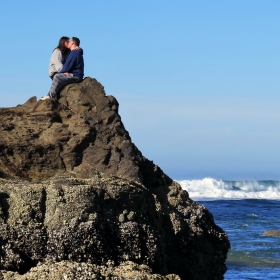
[1,1,280,180]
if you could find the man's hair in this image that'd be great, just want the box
[72,37,80,46]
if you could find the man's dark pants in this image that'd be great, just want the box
[47,73,82,98]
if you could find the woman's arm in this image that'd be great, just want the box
[50,49,63,72]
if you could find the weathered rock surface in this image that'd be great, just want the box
[263,230,280,237]
[1,260,180,280]
[0,78,140,181]
[0,78,230,279]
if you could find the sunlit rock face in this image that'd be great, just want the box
[0,78,230,280]
[0,77,143,182]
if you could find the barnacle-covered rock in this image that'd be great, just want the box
[0,78,230,279]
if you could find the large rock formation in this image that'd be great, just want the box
[0,78,230,279]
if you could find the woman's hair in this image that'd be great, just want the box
[55,36,70,55]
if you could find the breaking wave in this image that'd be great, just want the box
[177,178,280,200]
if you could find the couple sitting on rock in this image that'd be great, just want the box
[40,36,84,101]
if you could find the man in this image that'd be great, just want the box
[40,37,84,100]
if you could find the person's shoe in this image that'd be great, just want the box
[40,95,51,101]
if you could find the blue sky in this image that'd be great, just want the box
[1,1,280,180]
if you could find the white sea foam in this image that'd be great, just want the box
[177,178,280,200]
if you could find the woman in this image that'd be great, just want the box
[48,36,70,79]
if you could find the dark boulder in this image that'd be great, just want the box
[0,78,230,279]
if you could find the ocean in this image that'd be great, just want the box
[178,178,280,280]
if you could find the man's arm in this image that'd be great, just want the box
[59,52,77,73]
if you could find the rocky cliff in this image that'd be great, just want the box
[0,78,230,280]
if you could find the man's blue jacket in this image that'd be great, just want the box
[60,48,84,79]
